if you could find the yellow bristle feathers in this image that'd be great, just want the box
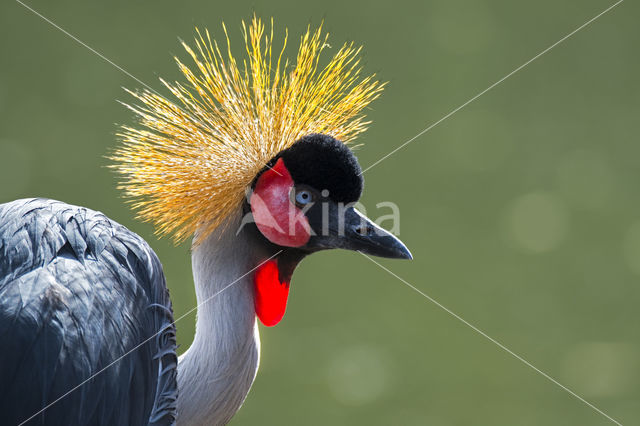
[111,16,384,245]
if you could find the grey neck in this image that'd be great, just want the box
[176,213,263,426]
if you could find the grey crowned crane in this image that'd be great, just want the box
[0,17,411,426]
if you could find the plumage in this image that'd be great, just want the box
[0,198,177,425]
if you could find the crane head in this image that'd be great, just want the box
[246,133,411,326]
[249,133,411,258]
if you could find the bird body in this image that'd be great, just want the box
[0,198,177,425]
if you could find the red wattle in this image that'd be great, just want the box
[254,260,290,327]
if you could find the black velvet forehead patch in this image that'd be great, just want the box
[276,134,364,203]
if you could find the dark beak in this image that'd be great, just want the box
[307,205,412,260]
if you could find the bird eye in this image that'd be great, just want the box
[294,189,314,206]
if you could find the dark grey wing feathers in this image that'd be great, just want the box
[0,198,177,425]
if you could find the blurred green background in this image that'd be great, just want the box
[1,0,638,424]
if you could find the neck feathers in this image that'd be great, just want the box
[177,212,263,425]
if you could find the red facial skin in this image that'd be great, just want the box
[250,158,310,326]
[250,158,311,247]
